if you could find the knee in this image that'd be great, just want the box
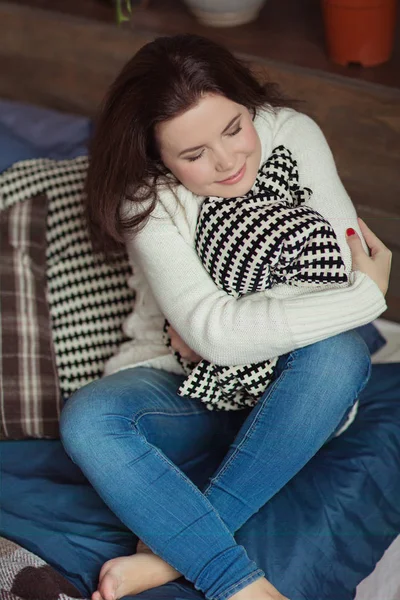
[326,329,370,366]
[60,368,155,459]
[60,379,105,459]
[315,330,371,390]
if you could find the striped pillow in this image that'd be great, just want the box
[0,194,61,439]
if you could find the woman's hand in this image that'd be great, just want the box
[167,325,202,362]
[346,217,392,296]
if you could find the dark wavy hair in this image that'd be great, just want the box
[85,33,294,253]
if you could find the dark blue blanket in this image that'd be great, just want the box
[2,362,400,600]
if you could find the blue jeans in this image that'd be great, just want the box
[60,330,371,600]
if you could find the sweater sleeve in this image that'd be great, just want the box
[272,110,366,272]
[128,214,386,367]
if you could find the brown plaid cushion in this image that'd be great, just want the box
[0,193,61,439]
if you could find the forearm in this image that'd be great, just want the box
[169,272,385,365]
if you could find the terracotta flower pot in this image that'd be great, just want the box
[322,0,397,67]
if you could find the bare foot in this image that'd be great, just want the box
[91,542,289,600]
[229,576,290,600]
[91,542,181,600]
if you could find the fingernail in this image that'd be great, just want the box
[346,228,356,236]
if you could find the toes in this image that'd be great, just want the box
[98,560,112,582]
[99,571,120,600]
[93,562,117,600]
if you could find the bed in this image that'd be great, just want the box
[1,98,400,600]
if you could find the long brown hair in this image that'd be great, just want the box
[85,34,293,253]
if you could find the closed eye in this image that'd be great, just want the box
[187,150,205,162]
[226,126,242,137]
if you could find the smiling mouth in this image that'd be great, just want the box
[217,163,246,184]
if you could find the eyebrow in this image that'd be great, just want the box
[178,113,241,157]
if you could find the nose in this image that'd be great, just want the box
[214,145,236,173]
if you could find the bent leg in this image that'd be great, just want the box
[234,361,400,600]
[60,367,264,600]
[202,330,371,534]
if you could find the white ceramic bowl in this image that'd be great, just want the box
[183,0,267,27]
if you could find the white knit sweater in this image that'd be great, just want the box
[104,107,387,377]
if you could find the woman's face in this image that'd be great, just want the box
[155,93,261,198]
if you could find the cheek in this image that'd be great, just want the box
[174,162,211,187]
[241,125,260,154]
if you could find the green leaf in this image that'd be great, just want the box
[115,0,132,25]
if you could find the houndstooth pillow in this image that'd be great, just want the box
[0,157,135,401]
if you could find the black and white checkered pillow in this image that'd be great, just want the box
[1,157,134,400]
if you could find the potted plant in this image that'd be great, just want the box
[322,0,397,67]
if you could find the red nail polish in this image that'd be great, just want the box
[346,228,356,236]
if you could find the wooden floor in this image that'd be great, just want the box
[9,0,400,89]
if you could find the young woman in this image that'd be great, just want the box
[60,34,391,600]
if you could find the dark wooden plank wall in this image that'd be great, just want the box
[8,0,400,90]
[0,2,399,321]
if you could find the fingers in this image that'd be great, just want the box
[345,218,392,295]
[168,326,187,354]
[345,225,364,256]
[345,224,372,274]
[357,217,375,239]
[346,218,388,261]
[168,326,201,362]
[186,351,202,362]
[357,217,388,255]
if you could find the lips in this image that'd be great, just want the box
[217,163,246,185]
